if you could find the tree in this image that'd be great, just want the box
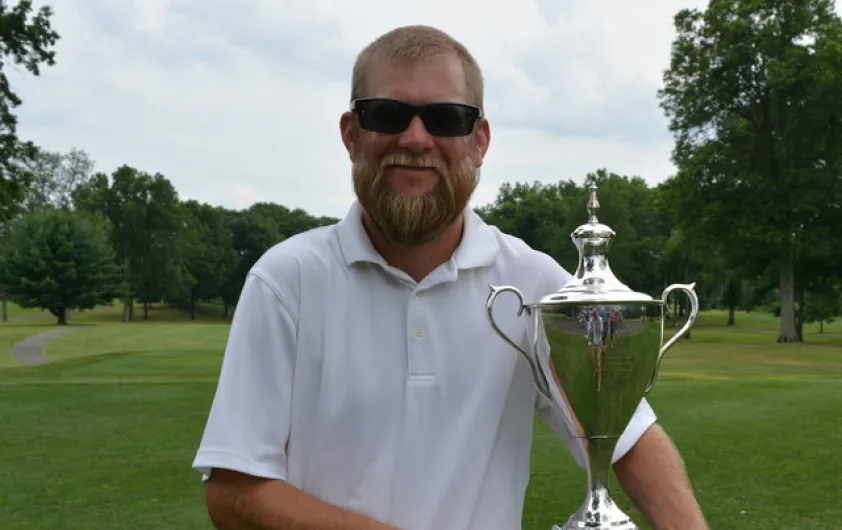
[167,200,238,320]
[248,202,338,237]
[20,146,95,212]
[220,209,284,314]
[475,180,569,261]
[0,0,60,220]
[721,274,745,326]
[656,226,717,338]
[803,280,842,333]
[658,0,842,342]
[0,208,120,324]
[73,165,182,321]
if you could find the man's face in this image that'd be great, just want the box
[340,54,490,246]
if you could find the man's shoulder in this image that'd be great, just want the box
[483,224,574,291]
[252,223,341,283]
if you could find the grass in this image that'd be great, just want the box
[525,379,842,529]
[695,308,842,335]
[1,306,841,529]
[42,324,230,364]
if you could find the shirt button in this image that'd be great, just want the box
[414,327,426,338]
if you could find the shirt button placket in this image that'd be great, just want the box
[407,292,432,379]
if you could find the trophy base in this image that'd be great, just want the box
[552,509,637,530]
[551,516,636,530]
[551,486,638,530]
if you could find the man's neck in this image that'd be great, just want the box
[362,212,466,283]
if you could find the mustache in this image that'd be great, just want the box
[379,152,446,172]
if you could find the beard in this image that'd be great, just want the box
[352,149,479,246]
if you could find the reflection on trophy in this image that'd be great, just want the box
[486,182,699,530]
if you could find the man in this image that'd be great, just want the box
[192,25,708,530]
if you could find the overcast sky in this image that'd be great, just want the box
[9,0,741,219]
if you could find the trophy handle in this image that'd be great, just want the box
[486,285,550,398]
[645,282,700,395]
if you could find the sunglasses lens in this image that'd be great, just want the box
[422,104,478,137]
[356,99,413,134]
[353,99,480,137]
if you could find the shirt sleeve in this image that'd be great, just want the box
[536,395,657,467]
[192,270,297,482]
[531,253,658,467]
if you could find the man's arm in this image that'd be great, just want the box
[192,270,396,530]
[205,469,397,530]
[613,424,708,530]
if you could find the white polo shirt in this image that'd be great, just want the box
[192,201,656,530]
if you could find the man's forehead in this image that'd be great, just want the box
[363,55,470,104]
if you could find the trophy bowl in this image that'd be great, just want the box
[486,182,699,530]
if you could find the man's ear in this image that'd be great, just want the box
[472,118,491,168]
[340,111,358,162]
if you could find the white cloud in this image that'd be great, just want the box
[11,0,835,219]
[126,0,170,39]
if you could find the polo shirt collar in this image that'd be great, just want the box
[336,200,499,270]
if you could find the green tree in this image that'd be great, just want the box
[475,180,568,261]
[0,208,120,324]
[0,0,60,220]
[248,202,338,237]
[220,209,284,314]
[73,165,182,321]
[721,274,745,326]
[658,0,842,342]
[803,280,841,333]
[167,200,238,320]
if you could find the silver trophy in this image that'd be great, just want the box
[486,182,698,530]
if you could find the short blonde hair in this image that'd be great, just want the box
[351,25,485,108]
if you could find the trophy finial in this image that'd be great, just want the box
[556,178,634,296]
[587,181,600,224]
[575,180,613,251]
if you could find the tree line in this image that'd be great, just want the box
[0,149,338,324]
[1,0,841,342]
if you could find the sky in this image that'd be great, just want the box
[8,0,720,220]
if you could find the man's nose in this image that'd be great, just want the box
[397,116,435,152]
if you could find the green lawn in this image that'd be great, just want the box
[1,309,840,529]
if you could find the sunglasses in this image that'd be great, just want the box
[350,97,483,137]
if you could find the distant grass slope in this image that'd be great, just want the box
[43,324,229,363]
[695,309,841,334]
[0,301,230,368]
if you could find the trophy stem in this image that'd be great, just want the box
[586,436,616,493]
[553,436,638,530]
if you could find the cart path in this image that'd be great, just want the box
[11,327,83,366]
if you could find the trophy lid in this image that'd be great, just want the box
[540,181,653,305]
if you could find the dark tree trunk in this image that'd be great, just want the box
[777,250,800,342]
[189,292,198,320]
[51,307,68,325]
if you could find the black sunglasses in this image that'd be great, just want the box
[350,97,483,137]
